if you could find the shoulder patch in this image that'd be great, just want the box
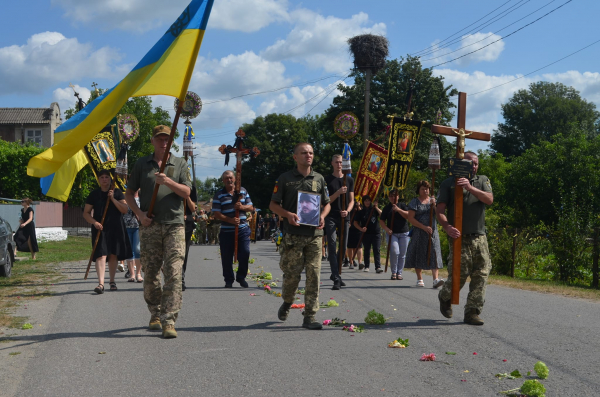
[273,180,278,194]
[485,180,492,190]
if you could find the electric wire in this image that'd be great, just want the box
[415,0,532,58]
[428,0,573,69]
[419,0,556,62]
[410,0,517,56]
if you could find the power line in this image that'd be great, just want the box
[415,0,532,58]
[427,0,573,69]
[419,0,557,62]
[202,74,345,105]
[410,0,517,56]
[468,38,600,97]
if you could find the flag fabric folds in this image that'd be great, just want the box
[28,0,214,200]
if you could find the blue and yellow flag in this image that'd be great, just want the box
[29,0,214,201]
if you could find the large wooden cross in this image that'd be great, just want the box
[218,129,260,261]
[431,92,491,305]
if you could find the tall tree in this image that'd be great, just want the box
[321,55,457,174]
[491,81,600,158]
[504,130,600,228]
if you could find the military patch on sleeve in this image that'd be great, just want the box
[324,186,329,198]
[485,180,492,191]
[273,180,278,194]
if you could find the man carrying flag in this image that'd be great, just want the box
[27,0,214,202]
[126,126,191,338]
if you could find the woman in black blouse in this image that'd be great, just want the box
[83,170,131,294]
[15,198,39,260]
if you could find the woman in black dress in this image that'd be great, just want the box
[16,198,39,260]
[83,170,131,294]
[353,195,383,273]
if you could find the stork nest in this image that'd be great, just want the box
[348,34,389,73]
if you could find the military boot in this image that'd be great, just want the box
[149,316,162,330]
[278,302,292,321]
[302,317,323,330]
[438,294,453,318]
[162,324,178,338]
[464,309,484,326]
[332,279,341,290]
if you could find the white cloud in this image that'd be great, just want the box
[422,32,505,68]
[209,0,289,32]
[0,32,121,95]
[52,85,92,117]
[262,10,386,73]
[434,68,600,151]
[257,81,345,118]
[53,0,288,33]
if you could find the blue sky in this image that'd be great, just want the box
[1,0,599,180]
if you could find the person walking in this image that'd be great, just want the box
[379,189,410,280]
[324,154,354,290]
[212,170,254,288]
[15,198,39,260]
[353,195,382,273]
[270,142,330,330]
[123,190,143,283]
[83,170,131,294]
[405,180,444,288]
[436,152,494,325]
[125,125,192,339]
[346,200,364,269]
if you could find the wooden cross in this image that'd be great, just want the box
[218,129,260,261]
[430,92,491,305]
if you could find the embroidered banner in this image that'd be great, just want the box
[82,126,126,191]
[354,141,388,203]
[383,117,426,190]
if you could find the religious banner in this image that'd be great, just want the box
[383,117,426,190]
[82,126,126,191]
[354,141,388,203]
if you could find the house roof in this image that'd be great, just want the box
[0,108,54,124]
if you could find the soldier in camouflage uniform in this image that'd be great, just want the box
[196,210,208,244]
[125,125,192,339]
[270,143,330,330]
[436,152,494,326]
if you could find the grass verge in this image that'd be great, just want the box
[0,236,90,328]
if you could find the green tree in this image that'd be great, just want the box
[491,82,600,158]
[321,55,458,172]
[196,177,222,202]
[0,140,45,200]
[504,130,600,228]
[240,113,314,209]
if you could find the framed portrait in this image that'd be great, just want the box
[297,191,321,227]
[397,130,413,153]
[91,138,115,163]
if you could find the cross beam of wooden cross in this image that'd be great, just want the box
[218,129,260,261]
[431,92,490,305]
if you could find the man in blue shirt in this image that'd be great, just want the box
[212,170,254,288]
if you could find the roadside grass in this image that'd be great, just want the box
[0,236,89,328]
[393,261,600,301]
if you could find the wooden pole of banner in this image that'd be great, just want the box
[147,105,184,217]
[84,180,115,280]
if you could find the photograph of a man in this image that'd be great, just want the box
[297,192,320,226]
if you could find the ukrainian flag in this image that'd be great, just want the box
[28,0,214,201]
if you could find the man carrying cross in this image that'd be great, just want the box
[436,151,493,325]
[212,170,254,288]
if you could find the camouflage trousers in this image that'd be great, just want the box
[140,222,185,326]
[279,234,322,319]
[438,234,492,315]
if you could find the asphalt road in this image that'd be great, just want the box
[1,240,599,396]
